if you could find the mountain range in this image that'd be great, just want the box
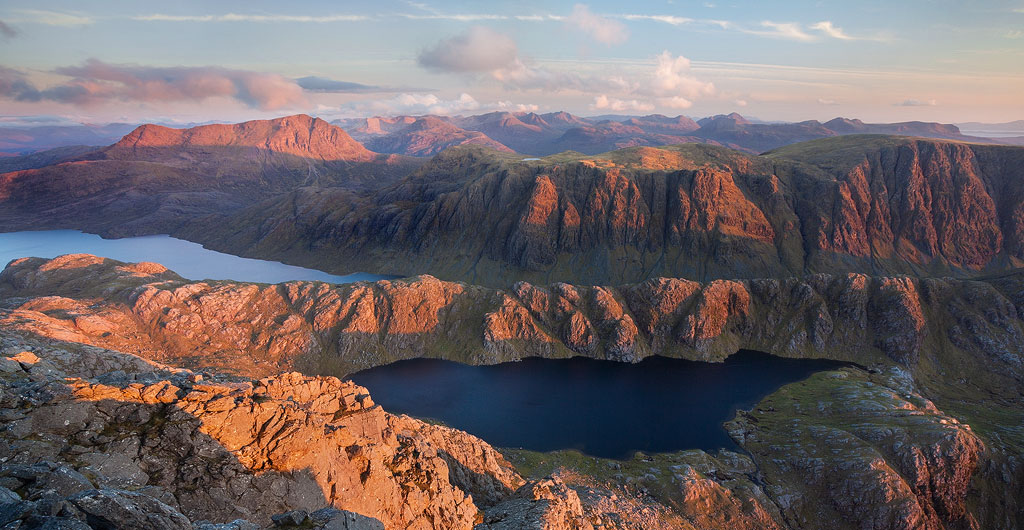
[3,113,1024,285]
[2,112,1024,529]
[337,110,1022,156]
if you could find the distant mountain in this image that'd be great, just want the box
[0,114,420,236]
[338,111,997,157]
[0,123,138,154]
[344,115,513,156]
[111,114,376,162]
[956,120,1024,138]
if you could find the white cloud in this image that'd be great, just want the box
[133,13,368,22]
[591,95,654,112]
[649,51,716,99]
[658,96,695,109]
[810,21,855,40]
[753,21,816,41]
[331,93,543,117]
[497,101,540,112]
[418,27,520,73]
[1007,30,1023,39]
[361,93,481,115]
[817,98,840,105]
[398,13,508,21]
[734,99,748,107]
[13,9,93,26]
[620,15,693,26]
[566,4,628,45]
[896,98,938,107]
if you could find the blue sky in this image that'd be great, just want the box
[0,0,1022,124]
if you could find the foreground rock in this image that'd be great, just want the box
[0,336,526,528]
[3,254,1023,527]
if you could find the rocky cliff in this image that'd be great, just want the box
[1,255,1021,529]
[176,136,1024,288]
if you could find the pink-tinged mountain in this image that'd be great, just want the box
[0,114,421,236]
[346,115,514,156]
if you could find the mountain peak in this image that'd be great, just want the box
[112,114,376,161]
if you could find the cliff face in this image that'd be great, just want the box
[2,254,1021,398]
[177,137,1024,288]
[2,256,1020,529]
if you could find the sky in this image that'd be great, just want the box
[0,0,1022,125]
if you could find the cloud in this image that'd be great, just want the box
[896,98,938,107]
[418,27,519,73]
[753,21,816,41]
[0,21,16,39]
[11,9,93,26]
[340,93,482,116]
[398,13,508,21]
[0,60,306,110]
[490,59,591,92]
[734,99,748,107]
[810,21,855,40]
[294,76,387,93]
[132,13,368,22]
[705,19,874,42]
[566,4,628,45]
[649,51,715,100]
[817,98,840,105]
[496,101,540,112]
[591,95,654,112]
[1007,30,1023,39]
[620,14,693,25]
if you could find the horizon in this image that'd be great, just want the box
[1,0,1022,126]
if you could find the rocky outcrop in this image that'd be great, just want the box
[0,335,525,529]
[3,254,1022,388]
[175,137,1024,288]
[727,368,986,530]
[2,255,1022,529]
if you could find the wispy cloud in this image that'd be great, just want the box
[817,98,840,105]
[810,21,855,40]
[749,21,816,41]
[896,98,938,107]
[11,9,93,27]
[0,20,17,39]
[132,13,368,22]
[620,14,693,25]
[566,4,629,45]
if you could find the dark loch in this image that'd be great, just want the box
[350,350,850,459]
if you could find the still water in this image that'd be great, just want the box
[0,230,391,284]
[351,351,849,459]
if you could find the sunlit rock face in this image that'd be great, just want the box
[169,137,1024,288]
[3,254,1022,380]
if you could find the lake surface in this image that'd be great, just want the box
[0,230,392,284]
[351,351,849,459]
